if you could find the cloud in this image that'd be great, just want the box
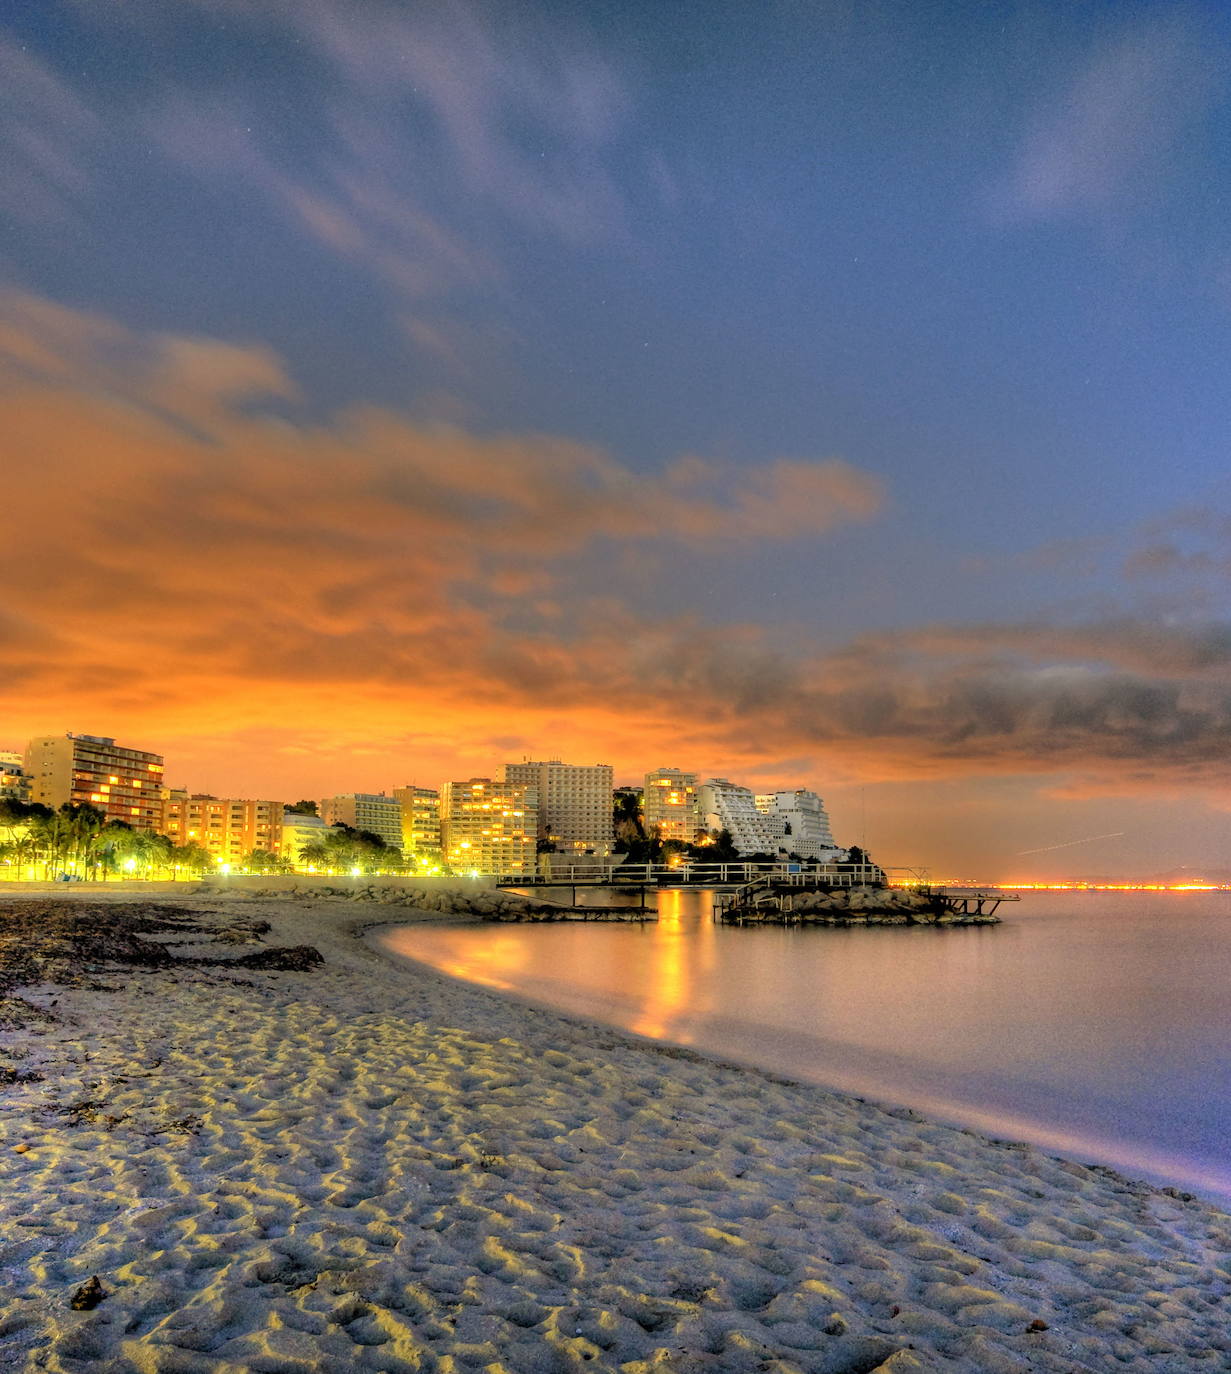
[5,293,1230,804]
[0,37,99,223]
[286,0,632,242]
[124,0,637,317]
[0,291,884,771]
[991,15,1220,225]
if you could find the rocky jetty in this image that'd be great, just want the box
[719,883,1002,926]
[217,881,654,922]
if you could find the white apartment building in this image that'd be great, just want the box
[281,811,328,865]
[754,789,842,862]
[440,778,537,874]
[643,768,700,843]
[503,760,613,857]
[319,793,403,850]
[697,778,778,855]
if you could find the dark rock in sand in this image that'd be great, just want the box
[70,1276,106,1310]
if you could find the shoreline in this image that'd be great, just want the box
[368,920,1231,1211]
[3,892,1231,1372]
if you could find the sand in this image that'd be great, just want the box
[2,890,1231,1373]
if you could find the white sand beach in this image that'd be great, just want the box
[3,890,1231,1373]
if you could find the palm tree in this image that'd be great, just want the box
[243,848,292,874]
[297,839,331,872]
[171,841,214,878]
[0,833,39,880]
[28,804,104,879]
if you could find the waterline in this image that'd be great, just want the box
[376,888,1231,1203]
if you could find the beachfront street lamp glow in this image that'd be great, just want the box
[123,858,137,872]
[219,863,231,875]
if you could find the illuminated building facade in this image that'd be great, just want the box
[393,785,441,861]
[503,760,613,856]
[161,796,283,864]
[643,768,700,843]
[440,778,537,874]
[0,751,32,803]
[697,778,778,855]
[281,811,328,865]
[754,789,842,861]
[24,733,164,829]
[319,793,403,849]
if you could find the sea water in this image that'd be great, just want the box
[377,889,1231,1203]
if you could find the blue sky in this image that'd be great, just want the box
[4,0,1231,875]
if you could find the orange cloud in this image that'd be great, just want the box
[0,291,885,792]
[4,291,1229,813]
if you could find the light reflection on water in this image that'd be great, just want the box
[375,889,1231,1203]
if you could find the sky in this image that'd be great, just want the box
[3,0,1231,879]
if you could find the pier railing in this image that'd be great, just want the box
[494,860,887,889]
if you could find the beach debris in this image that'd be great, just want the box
[13,1142,30,1153]
[70,1277,106,1311]
[225,944,324,971]
[0,1066,44,1085]
[59,1099,106,1127]
[0,903,326,1030]
[1027,1318,1050,1331]
[163,1113,204,1134]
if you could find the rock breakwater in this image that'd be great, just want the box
[719,884,1001,926]
[218,882,655,922]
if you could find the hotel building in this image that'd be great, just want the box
[503,760,613,857]
[697,778,779,855]
[319,793,404,850]
[160,796,283,866]
[24,733,164,829]
[643,768,700,843]
[754,789,842,862]
[393,785,442,861]
[440,778,537,875]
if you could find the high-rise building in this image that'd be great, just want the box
[697,778,778,855]
[643,768,700,843]
[754,789,842,862]
[319,793,403,850]
[160,796,283,865]
[393,785,441,861]
[24,734,164,829]
[0,751,32,803]
[440,778,537,875]
[503,760,613,857]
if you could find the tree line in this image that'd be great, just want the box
[0,800,220,880]
[0,800,434,880]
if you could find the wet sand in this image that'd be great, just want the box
[2,890,1230,1373]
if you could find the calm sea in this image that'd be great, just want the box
[375,889,1231,1204]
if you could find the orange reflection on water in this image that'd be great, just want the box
[627,891,715,1041]
[383,928,528,992]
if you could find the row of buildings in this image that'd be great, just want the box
[1,734,845,874]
